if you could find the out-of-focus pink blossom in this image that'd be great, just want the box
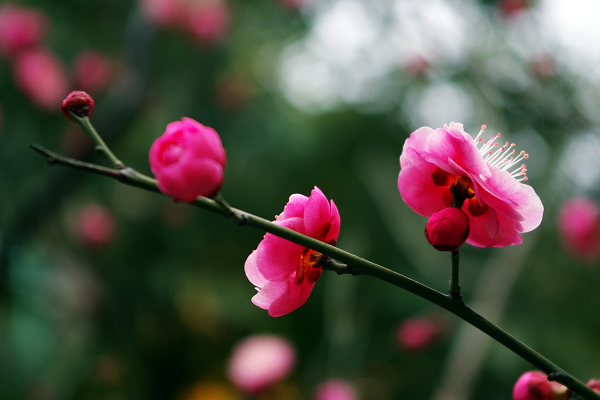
[245,187,340,317]
[73,50,114,93]
[396,316,442,351]
[13,48,69,110]
[227,334,296,395]
[77,204,117,248]
[398,123,543,247]
[277,0,307,11]
[558,197,600,262]
[513,371,569,400]
[425,207,470,251]
[314,379,358,400]
[0,3,48,59]
[139,0,186,28]
[587,379,600,395]
[183,0,230,46]
[149,117,226,202]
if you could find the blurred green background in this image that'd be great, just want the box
[2,0,600,399]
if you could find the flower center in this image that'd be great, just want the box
[473,125,529,182]
[296,249,325,285]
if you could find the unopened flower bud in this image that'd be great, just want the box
[149,117,226,201]
[425,207,470,251]
[61,91,95,121]
[513,371,569,400]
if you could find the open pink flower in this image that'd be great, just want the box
[398,123,543,247]
[558,197,600,262]
[245,187,340,317]
[149,117,226,202]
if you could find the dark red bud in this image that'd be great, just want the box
[425,207,470,251]
[61,90,94,121]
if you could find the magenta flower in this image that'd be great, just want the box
[398,122,543,247]
[149,117,226,202]
[558,197,600,262]
[245,187,340,317]
[227,334,296,395]
[76,204,117,248]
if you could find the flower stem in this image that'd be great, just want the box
[72,114,125,169]
[30,142,600,400]
[449,250,461,301]
[449,186,463,300]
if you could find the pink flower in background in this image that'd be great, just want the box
[184,0,230,45]
[245,187,340,317]
[513,371,569,400]
[149,117,226,202]
[13,48,69,110]
[587,380,600,395]
[139,0,186,28]
[314,379,358,400]
[558,197,600,262]
[398,122,543,247]
[73,50,114,93]
[227,334,296,395]
[396,315,442,351]
[77,204,117,248]
[0,3,48,59]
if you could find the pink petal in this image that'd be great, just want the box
[398,164,453,217]
[304,187,331,238]
[325,199,341,244]
[400,126,434,168]
[267,278,315,317]
[245,250,267,288]
[251,280,288,311]
[467,210,522,247]
[278,194,308,221]
[426,127,489,177]
[256,217,305,282]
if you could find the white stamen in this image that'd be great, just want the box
[475,127,529,182]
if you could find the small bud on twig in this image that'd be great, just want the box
[61,90,94,121]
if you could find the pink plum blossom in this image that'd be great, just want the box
[183,0,230,46]
[245,187,340,317]
[558,197,600,262]
[13,47,69,110]
[149,117,226,202]
[398,122,543,247]
[0,3,48,59]
[396,315,442,351]
[227,334,296,395]
[314,379,358,400]
[72,50,114,93]
[77,204,117,248]
[513,371,569,400]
